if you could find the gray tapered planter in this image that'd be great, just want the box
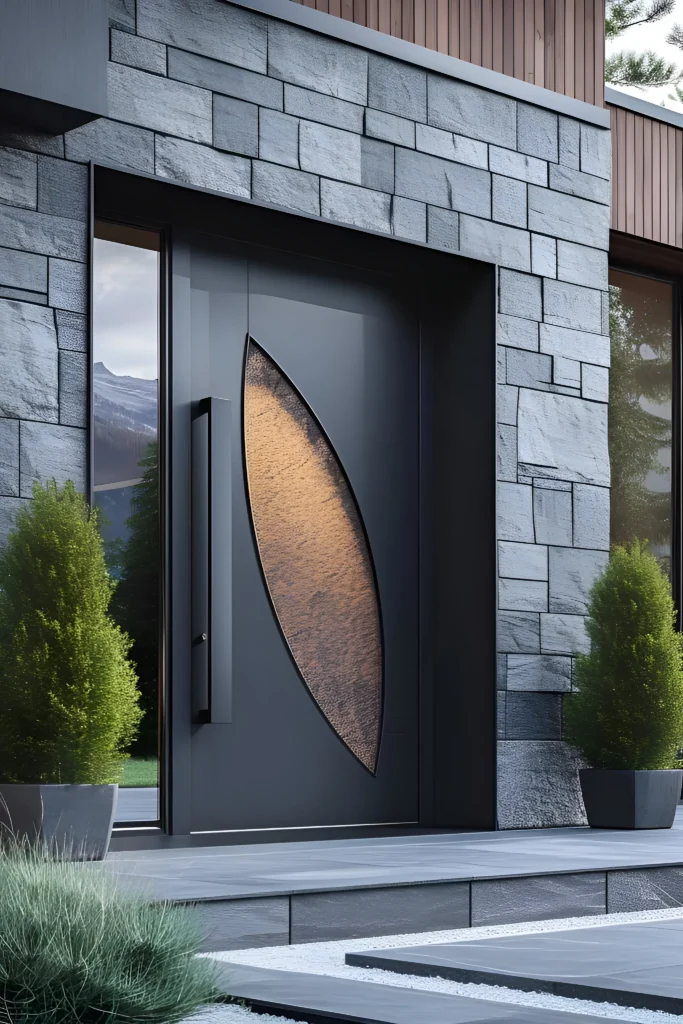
[0,784,118,860]
[579,769,682,829]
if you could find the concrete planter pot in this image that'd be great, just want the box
[0,783,118,860]
[579,768,682,829]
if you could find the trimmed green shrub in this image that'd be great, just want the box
[0,481,142,785]
[0,844,220,1023]
[565,541,683,769]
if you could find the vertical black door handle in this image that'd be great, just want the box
[191,397,232,724]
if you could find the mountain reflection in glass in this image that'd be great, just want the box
[243,339,382,773]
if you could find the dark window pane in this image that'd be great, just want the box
[93,230,160,822]
[608,269,673,574]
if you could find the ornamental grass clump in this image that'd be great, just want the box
[565,540,683,770]
[0,843,220,1023]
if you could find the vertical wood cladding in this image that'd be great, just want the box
[610,104,683,248]
[292,0,605,104]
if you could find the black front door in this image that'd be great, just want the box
[171,231,419,833]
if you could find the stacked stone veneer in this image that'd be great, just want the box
[0,0,611,827]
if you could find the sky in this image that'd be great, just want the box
[606,1,683,110]
[93,238,159,380]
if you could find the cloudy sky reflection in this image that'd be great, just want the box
[93,238,159,380]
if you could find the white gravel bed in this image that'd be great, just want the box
[209,906,683,1024]
[185,1005,296,1023]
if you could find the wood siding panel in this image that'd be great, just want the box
[289,0,604,102]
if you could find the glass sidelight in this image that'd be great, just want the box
[93,222,161,824]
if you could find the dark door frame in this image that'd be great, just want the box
[94,163,498,845]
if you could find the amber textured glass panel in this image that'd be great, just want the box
[244,339,382,772]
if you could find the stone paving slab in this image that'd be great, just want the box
[346,917,683,1014]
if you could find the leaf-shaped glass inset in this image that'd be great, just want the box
[243,338,383,773]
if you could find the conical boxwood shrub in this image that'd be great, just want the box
[565,541,683,769]
[0,844,220,1023]
[0,480,142,784]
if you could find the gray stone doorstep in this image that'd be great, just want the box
[346,918,683,1015]
[106,807,683,902]
[211,961,632,1024]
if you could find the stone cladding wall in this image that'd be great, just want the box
[0,0,611,826]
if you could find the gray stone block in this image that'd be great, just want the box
[541,613,589,654]
[505,348,551,389]
[55,310,86,352]
[361,137,394,193]
[505,692,561,738]
[213,95,258,157]
[48,258,87,314]
[539,323,609,367]
[369,55,426,121]
[252,162,319,216]
[428,76,516,148]
[37,157,87,223]
[0,300,58,422]
[528,184,609,249]
[518,390,609,486]
[507,654,572,692]
[0,147,37,210]
[20,422,86,496]
[544,279,603,334]
[321,180,391,233]
[489,146,547,186]
[189,897,289,953]
[580,124,611,179]
[497,384,518,425]
[553,356,580,388]
[285,84,363,133]
[498,269,542,321]
[472,871,603,923]
[498,541,548,580]
[0,496,30,546]
[549,163,610,205]
[497,314,538,352]
[499,578,547,612]
[497,481,534,542]
[492,175,527,228]
[259,109,299,169]
[497,421,517,482]
[556,240,608,289]
[269,22,367,104]
[65,118,155,172]
[365,109,415,148]
[395,148,491,217]
[607,868,683,914]
[559,117,580,169]
[59,351,87,428]
[601,290,610,335]
[427,206,459,252]
[531,234,556,278]
[391,197,426,242]
[0,247,47,293]
[300,121,361,184]
[137,0,267,72]
[155,135,250,197]
[0,287,47,305]
[549,547,608,614]
[460,216,530,272]
[497,691,506,738]
[292,883,469,943]
[581,363,609,402]
[573,483,609,551]
[517,104,558,162]
[536,479,572,491]
[496,739,587,828]
[497,611,540,653]
[415,124,488,169]
[497,653,508,689]
[109,0,135,32]
[0,419,19,496]
[168,48,283,110]
[497,345,506,383]
[108,62,212,143]
[0,130,64,158]
[111,28,167,74]
[534,486,572,546]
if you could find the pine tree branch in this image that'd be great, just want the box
[606,0,676,39]
[605,49,680,87]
